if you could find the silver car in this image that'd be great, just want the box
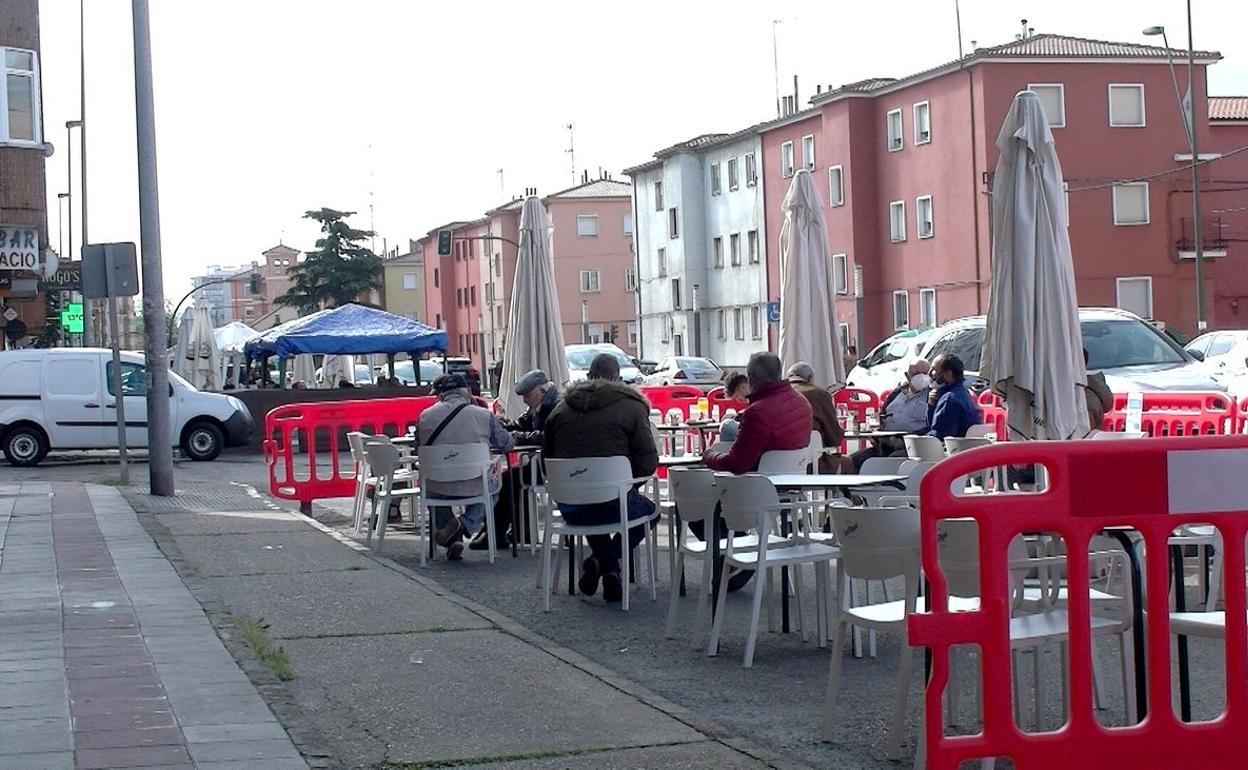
[644,356,724,389]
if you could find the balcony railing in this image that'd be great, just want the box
[1177,216,1228,252]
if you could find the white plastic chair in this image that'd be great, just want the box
[348,431,415,534]
[860,456,908,476]
[965,424,997,440]
[904,434,946,461]
[360,438,422,554]
[854,460,936,507]
[944,436,992,454]
[707,473,839,668]
[417,443,497,567]
[541,457,659,612]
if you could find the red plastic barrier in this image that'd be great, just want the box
[1239,399,1248,434]
[640,385,704,418]
[1103,390,1235,436]
[706,386,748,416]
[910,436,1248,768]
[263,396,436,509]
[834,387,880,426]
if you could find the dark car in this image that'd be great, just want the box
[427,356,482,395]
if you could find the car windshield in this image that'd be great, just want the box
[1082,319,1187,369]
[677,357,718,372]
[567,348,630,369]
[858,340,892,368]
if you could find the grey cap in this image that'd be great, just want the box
[432,373,469,394]
[514,369,550,396]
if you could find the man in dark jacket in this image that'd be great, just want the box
[786,361,851,473]
[542,354,659,603]
[926,354,982,440]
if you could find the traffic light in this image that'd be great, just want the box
[437,230,453,257]
[609,324,619,343]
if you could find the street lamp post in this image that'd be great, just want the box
[56,193,69,257]
[1145,8,1205,332]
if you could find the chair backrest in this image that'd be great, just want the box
[936,517,1028,600]
[543,456,634,506]
[965,424,997,440]
[416,443,491,483]
[831,506,920,581]
[714,473,781,534]
[860,456,908,476]
[668,467,719,524]
[347,431,369,464]
[878,494,918,508]
[805,431,823,470]
[757,448,810,474]
[361,439,402,477]
[944,436,992,454]
[904,460,938,493]
[904,434,946,461]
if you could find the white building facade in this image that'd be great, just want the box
[191,264,247,327]
[626,131,768,369]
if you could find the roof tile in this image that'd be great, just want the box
[1210,96,1248,121]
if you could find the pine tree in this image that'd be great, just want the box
[277,208,383,314]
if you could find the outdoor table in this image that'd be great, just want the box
[498,445,542,558]
[658,454,704,467]
[656,422,720,454]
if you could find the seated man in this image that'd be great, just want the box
[926,354,982,440]
[702,352,813,592]
[542,354,658,603]
[480,369,561,551]
[1084,348,1113,432]
[850,359,930,470]
[785,361,852,473]
[415,374,515,561]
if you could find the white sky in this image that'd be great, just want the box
[36,0,1248,300]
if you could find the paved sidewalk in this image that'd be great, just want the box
[0,482,305,769]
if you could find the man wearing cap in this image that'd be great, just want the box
[474,370,562,551]
[415,373,514,561]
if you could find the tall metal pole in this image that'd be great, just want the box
[132,0,174,495]
[771,20,782,117]
[65,124,74,262]
[104,248,129,485]
[1187,0,1205,332]
[79,0,93,347]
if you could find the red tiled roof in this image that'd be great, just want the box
[545,178,632,200]
[1210,97,1248,121]
[977,33,1219,60]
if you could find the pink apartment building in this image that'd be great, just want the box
[225,244,299,328]
[755,33,1237,347]
[1205,97,1248,326]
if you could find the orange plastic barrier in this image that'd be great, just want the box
[911,435,1248,768]
[1103,391,1235,436]
[262,396,436,510]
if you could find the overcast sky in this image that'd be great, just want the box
[36,0,1248,300]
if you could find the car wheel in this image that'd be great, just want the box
[4,424,48,467]
[182,421,223,461]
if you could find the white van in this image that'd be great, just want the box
[0,348,253,467]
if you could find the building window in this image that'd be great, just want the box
[1,48,40,145]
[673,334,684,356]
[472,335,479,354]
[748,230,759,264]
[730,233,741,266]
[717,309,726,340]
[1112,182,1150,225]
[913,101,931,144]
[916,195,934,238]
[713,237,724,269]
[832,254,848,294]
[1027,83,1066,127]
[657,247,667,277]
[433,268,439,288]
[1108,84,1145,127]
[577,214,599,237]
[625,267,637,292]
[920,288,937,328]
[654,181,664,211]
[1116,276,1153,319]
[580,269,601,293]
[436,313,442,328]
[470,286,476,306]
[662,313,672,342]
[838,323,850,352]
[727,157,739,190]
[485,282,494,303]
[745,153,758,186]
[456,288,462,307]
[733,308,745,340]
[671,278,682,310]
[801,134,815,170]
[886,109,903,151]
[781,141,794,177]
[628,322,638,347]
[623,213,633,235]
[668,207,679,239]
[889,201,906,242]
[751,306,762,339]
[710,162,722,196]
[893,290,910,330]
[828,165,844,207]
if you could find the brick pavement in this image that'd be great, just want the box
[0,482,305,769]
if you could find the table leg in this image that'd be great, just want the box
[567,536,576,595]
[1171,543,1192,722]
[1107,530,1147,720]
[780,508,791,634]
[508,455,519,557]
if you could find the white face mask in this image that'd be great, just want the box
[909,373,931,391]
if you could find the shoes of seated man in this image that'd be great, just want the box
[434,516,463,547]
[447,542,464,561]
[468,527,511,551]
[726,567,754,593]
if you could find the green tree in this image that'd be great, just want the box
[278,208,383,313]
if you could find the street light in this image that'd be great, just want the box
[56,193,69,256]
[1144,6,1205,331]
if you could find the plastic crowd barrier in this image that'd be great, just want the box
[639,385,704,418]
[1239,399,1248,434]
[263,396,436,511]
[1103,391,1235,436]
[834,387,880,426]
[706,386,748,416]
[910,435,1248,768]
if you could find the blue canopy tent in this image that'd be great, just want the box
[243,304,447,386]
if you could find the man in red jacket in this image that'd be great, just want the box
[699,352,813,591]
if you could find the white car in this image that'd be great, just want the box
[565,344,643,385]
[1185,330,1248,385]
[0,348,252,466]
[644,356,723,389]
[845,329,935,395]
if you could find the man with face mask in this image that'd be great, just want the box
[926,354,982,440]
[850,358,931,471]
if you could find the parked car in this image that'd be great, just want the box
[565,343,643,385]
[845,329,935,395]
[1184,330,1248,385]
[388,359,444,386]
[426,356,482,394]
[0,348,253,467]
[315,363,376,387]
[918,308,1223,394]
[644,356,723,389]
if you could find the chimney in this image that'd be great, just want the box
[816,84,823,94]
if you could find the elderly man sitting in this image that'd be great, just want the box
[785,361,852,474]
[850,358,930,471]
[414,374,514,561]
